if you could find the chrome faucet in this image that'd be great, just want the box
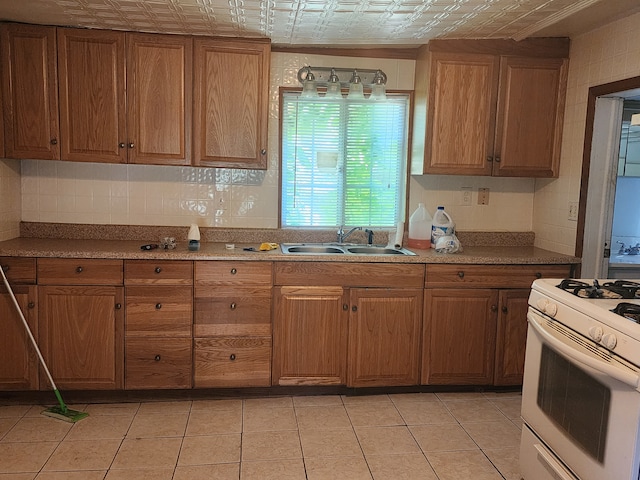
[337,226,362,243]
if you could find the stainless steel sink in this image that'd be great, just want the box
[280,243,415,256]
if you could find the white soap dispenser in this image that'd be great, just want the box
[188,224,200,251]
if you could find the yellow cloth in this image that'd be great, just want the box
[259,242,279,251]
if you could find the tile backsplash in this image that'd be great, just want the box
[16,51,537,236]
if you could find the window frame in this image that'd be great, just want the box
[277,86,414,229]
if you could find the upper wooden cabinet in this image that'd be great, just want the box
[193,38,270,169]
[57,28,126,163]
[1,24,59,160]
[412,38,569,177]
[57,28,192,165]
[126,33,192,165]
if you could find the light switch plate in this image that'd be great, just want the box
[568,201,578,221]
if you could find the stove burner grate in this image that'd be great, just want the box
[556,279,640,299]
[611,302,640,324]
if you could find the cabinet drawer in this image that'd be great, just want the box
[0,257,36,284]
[194,336,271,387]
[124,260,193,285]
[125,286,192,337]
[38,258,123,285]
[194,286,271,336]
[274,262,425,288]
[125,337,192,389]
[195,261,272,285]
[425,264,572,289]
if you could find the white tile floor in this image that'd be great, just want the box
[0,391,523,479]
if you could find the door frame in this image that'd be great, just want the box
[575,75,640,276]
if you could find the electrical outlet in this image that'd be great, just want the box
[478,188,490,205]
[568,201,578,221]
[460,187,472,206]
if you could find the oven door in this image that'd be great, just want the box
[521,307,640,480]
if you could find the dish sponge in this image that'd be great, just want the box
[259,242,279,251]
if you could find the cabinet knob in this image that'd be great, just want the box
[260,149,267,155]
[491,305,498,312]
[352,305,357,312]
[155,303,162,310]
[495,156,501,163]
[28,301,35,309]
[50,138,58,145]
[229,354,236,361]
[502,306,508,313]
[535,272,542,279]
[155,267,162,274]
[486,156,493,162]
[154,355,161,361]
[230,302,237,310]
[128,142,135,149]
[457,271,465,278]
[343,303,349,311]
[76,266,83,273]
[119,142,125,148]
[230,268,237,275]
[115,303,122,309]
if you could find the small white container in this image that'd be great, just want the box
[408,203,432,249]
[431,206,454,248]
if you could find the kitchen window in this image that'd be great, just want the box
[280,90,410,228]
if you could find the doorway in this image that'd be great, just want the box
[578,75,640,278]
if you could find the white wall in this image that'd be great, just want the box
[533,11,640,255]
[0,159,20,241]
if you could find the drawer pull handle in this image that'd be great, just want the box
[230,302,237,310]
[128,142,135,149]
[230,354,236,361]
[535,272,542,279]
[502,306,508,313]
[155,303,162,310]
[495,156,501,163]
[155,267,162,274]
[343,303,349,311]
[352,305,357,312]
[261,149,267,155]
[457,271,464,278]
[115,303,122,310]
[76,266,83,273]
[50,138,58,145]
[28,301,35,309]
[491,305,498,312]
[230,268,237,275]
[154,355,161,361]
[119,142,125,149]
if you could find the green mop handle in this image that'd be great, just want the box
[0,266,64,410]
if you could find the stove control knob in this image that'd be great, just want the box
[545,302,558,317]
[602,333,617,350]
[536,299,549,311]
[588,326,603,342]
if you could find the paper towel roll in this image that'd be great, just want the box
[394,221,404,248]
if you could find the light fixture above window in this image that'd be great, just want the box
[297,66,387,100]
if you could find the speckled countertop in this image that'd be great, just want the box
[0,237,580,265]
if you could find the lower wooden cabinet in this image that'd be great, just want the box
[125,337,192,389]
[0,284,39,390]
[494,289,530,385]
[272,286,348,386]
[38,285,124,390]
[194,337,271,387]
[422,288,498,385]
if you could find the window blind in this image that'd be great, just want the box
[281,92,408,228]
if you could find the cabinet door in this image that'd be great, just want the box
[494,289,529,385]
[273,286,348,386]
[493,56,567,177]
[424,52,499,175]
[58,28,126,163]
[193,38,269,169]
[0,285,38,390]
[423,288,498,385]
[126,33,192,165]
[348,288,422,387]
[1,24,59,159]
[39,285,124,389]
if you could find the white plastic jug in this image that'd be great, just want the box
[408,203,432,249]
[431,206,454,248]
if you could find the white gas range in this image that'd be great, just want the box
[521,278,640,480]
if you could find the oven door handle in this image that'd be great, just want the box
[528,311,640,390]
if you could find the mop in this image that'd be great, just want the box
[0,266,88,423]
